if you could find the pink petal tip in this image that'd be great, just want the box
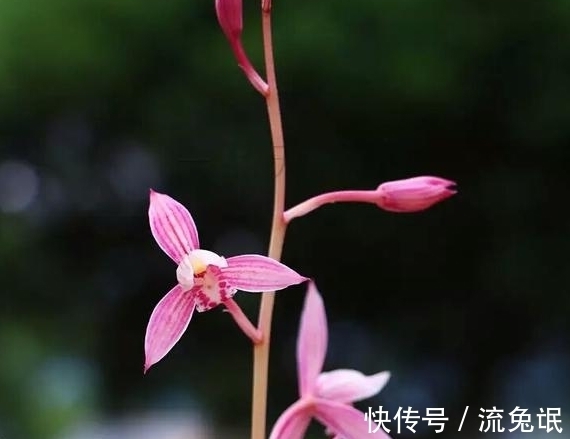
[144,285,196,371]
[223,255,307,292]
[316,369,391,404]
[148,191,200,263]
[297,281,328,397]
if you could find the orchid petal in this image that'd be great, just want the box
[314,399,391,439]
[316,369,390,404]
[268,399,313,439]
[176,255,195,290]
[222,255,307,292]
[297,282,328,397]
[190,249,228,268]
[148,190,200,263]
[144,284,195,372]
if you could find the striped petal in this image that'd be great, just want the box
[297,282,328,397]
[222,254,307,292]
[148,190,200,263]
[144,284,196,372]
[316,370,390,404]
[268,399,313,439]
[314,399,391,439]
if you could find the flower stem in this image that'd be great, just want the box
[225,298,263,344]
[284,190,378,223]
[251,2,287,439]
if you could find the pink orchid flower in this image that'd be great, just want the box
[144,190,307,372]
[269,282,391,439]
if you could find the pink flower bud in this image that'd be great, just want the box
[215,0,269,95]
[375,176,457,212]
[215,0,242,42]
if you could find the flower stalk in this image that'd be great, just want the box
[284,177,457,223]
[251,1,287,438]
[224,298,263,344]
[284,190,378,223]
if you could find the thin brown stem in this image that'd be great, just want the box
[250,2,287,439]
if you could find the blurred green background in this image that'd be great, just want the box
[0,0,569,438]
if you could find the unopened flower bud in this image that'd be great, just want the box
[215,0,242,42]
[215,0,269,95]
[375,176,457,212]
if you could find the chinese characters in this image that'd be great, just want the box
[365,406,563,434]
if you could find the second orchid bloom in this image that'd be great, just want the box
[144,190,307,372]
[269,282,391,439]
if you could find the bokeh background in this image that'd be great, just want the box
[1,0,569,438]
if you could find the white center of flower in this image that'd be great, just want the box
[176,249,228,290]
